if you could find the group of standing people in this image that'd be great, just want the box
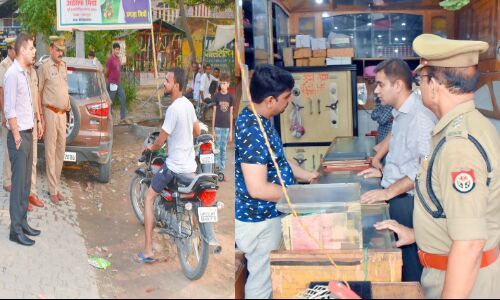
[0,33,70,246]
[186,61,234,178]
[235,34,499,299]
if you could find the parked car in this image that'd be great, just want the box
[36,56,113,183]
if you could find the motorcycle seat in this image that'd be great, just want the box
[196,134,213,144]
[177,173,218,194]
[175,173,197,187]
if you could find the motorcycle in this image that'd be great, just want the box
[195,125,225,182]
[130,131,224,280]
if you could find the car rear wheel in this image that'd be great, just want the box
[66,98,80,144]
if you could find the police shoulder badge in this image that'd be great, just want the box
[451,169,475,193]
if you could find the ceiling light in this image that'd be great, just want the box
[315,0,323,4]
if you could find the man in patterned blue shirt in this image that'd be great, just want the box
[235,65,319,299]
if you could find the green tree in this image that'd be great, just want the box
[164,0,234,65]
[17,0,56,38]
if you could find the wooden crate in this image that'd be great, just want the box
[235,251,247,299]
[372,282,424,299]
[271,249,402,299]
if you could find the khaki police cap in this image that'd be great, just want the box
[49,35,66,51]
[5,37,16,47]
[413,34,489,72]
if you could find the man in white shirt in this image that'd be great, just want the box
[136,68,201,262]
[199,63,216,102]
[185,62,202,102]
[358,58,437,282]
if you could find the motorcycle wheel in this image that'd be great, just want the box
[130,173,148,224]
[176,207,209,280]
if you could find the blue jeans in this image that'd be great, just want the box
[108,84,126,120]
[215,127,229,174]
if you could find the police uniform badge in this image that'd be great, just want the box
[452,169,476,193]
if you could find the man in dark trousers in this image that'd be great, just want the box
[3,33,40,246]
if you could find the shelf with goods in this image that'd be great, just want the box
[323,13,423,59]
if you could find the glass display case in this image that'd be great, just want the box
[272,3,290,68]
[323,13,423,58]
[242,0,271,69]
[277,183,395,251]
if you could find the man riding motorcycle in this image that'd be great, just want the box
[136,67,201,263]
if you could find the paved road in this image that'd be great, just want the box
[0,137,99,299]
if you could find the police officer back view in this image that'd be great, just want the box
[375,34,500,298]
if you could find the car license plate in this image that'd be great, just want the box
[64,152,77,162]
[200,154,215,164]
[198,207,218,223]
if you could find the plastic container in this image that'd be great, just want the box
[276,183,361,215]
[317,170,382,194]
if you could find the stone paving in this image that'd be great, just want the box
[0,137,99,299]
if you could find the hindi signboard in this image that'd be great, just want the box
[203,37,235,84]
[57,0,153,31]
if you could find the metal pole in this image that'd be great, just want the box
[75,30,85,58]
[203,19,210,66]
[151,26,163,117]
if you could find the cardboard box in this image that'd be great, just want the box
[294,48,312,59]
[295,58,309,67]
[255,49,268,60]
[283,48,294,67]
[327,48,355,58]
[308,57,326,67]
[296,35,312,48]
[311,38,327,50]
[312,49,327,58]
[326,57,353,65]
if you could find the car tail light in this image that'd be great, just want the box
[199,189,217,207]
[87,102,110,117]
[200,143,212,154]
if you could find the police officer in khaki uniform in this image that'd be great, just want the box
[38,36,69,204]
[375,34,500,298]
[27,52,44,209]
[1,37,16,193]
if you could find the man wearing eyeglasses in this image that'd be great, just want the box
[375,34,500,298]
[357,58,437,282]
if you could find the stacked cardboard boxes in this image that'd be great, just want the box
[284,34,355,67]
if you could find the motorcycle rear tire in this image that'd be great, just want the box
[176,209,210,280]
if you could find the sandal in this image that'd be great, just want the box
[135,252,157,264]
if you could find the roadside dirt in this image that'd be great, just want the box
[64,91,235,298]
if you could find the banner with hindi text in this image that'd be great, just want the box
[57,0,152,31]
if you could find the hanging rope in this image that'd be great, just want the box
[235,46,354,289]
